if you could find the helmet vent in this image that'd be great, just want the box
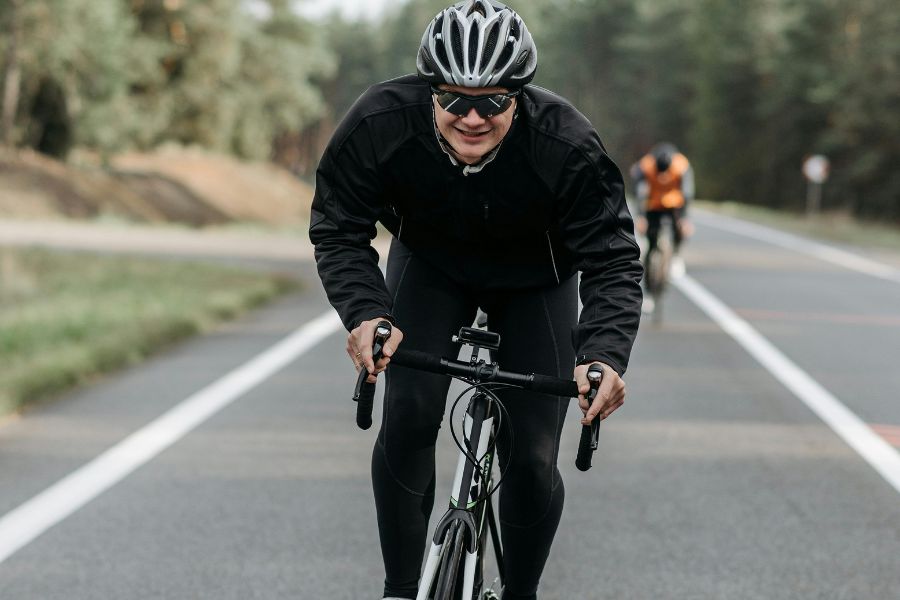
[468,1,487,17]
[451,21,464,66]
[496,40,514,72]
[484,22,500,61]
[510,18,520,40]
[435,40,450,73]
[468,25,480,72]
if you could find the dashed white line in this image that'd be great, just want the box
[674,274,900,496]
[0,310,343,565]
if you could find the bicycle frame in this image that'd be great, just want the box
[417,382,502,599]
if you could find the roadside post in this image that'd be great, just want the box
[802,154,830,216]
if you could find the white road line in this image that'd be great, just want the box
[694,211,900,284]
[674,274,900,496]
[0,310,343,565]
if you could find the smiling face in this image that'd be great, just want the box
[432,84,517,165]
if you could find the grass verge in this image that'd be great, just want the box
[0,247,298,416]
[695,200,900,252]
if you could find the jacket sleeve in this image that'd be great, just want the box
[308,109,395,331]
[555,145,644,375]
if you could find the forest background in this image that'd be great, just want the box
[2,0,898,222]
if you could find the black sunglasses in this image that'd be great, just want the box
[431,86,520,118]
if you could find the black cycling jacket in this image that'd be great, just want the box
[309,75,643,374]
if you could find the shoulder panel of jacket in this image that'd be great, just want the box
[670,152,690,177]
[327,74,433,163]
[639,154,657,177]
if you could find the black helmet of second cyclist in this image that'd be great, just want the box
[651,142,678,173]
[416,0,537,89]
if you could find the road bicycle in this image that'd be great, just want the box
[352,320,603,600]
[644,212,675,324]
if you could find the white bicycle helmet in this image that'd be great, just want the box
[416,0,537,88]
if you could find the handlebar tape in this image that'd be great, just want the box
[575,364,604,472]
[575,423,597,472]
[389,348,444,374]
[529,374,579,397]
[353,320,392,431]
[355,372,376,430]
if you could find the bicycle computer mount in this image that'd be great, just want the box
[453,326,500,352]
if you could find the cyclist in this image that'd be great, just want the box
[309,2,643,598]
[630,142,694,312]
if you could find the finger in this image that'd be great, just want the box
[382,329,404,358]
[358,332,375,372]
[348,349,362,372]
[578,384,591,398]
[578,397,590,415]
[583,389,609,423]
[597,371,616,401]
[601,392,626,419]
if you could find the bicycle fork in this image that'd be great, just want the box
[417,392,496,600]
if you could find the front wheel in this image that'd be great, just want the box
[432,522,466,600]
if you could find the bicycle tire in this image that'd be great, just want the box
[645,247,666,296]
[471,505,489,599]
[433,522,466,600]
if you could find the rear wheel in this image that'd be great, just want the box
[645,226,673,324]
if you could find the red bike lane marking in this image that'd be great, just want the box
[871,424,900,448]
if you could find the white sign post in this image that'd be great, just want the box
[802,155,830,215]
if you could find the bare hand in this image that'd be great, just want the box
[347,318,404,383]
[575,362,625,424]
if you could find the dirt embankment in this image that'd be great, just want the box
[0,146,314,227]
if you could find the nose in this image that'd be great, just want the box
[459,108,487,126]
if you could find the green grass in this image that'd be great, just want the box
[0,247,298,415]
[695,200,900,252]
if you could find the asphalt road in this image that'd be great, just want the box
[1,211,899,599]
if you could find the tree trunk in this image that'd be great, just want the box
[2,0,23,146]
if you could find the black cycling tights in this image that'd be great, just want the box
[374,240,576,600]
[645,208,685,254]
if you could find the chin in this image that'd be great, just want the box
[450,141,491,163]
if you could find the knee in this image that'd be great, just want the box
[500,452,561,524]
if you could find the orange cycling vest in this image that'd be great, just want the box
[639,152,690,211]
